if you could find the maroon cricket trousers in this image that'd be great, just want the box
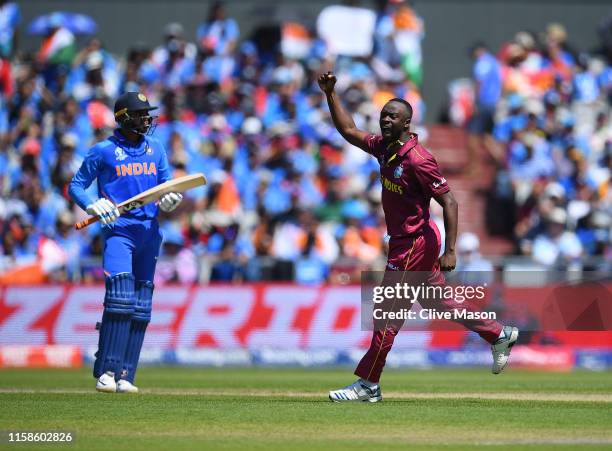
[355,220,502,383]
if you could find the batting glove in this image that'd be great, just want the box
[159,192,183,212]
[86,198,120,225]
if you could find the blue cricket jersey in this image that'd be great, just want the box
[69,130,172,220]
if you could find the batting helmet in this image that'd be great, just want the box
[114,92,158,135]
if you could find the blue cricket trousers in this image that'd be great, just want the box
[102,216,163,280]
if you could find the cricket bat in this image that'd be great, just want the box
[74,173,207,230]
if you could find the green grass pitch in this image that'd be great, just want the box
[1,367,611,450]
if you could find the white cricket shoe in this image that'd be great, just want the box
[116,379,139,394]
[329,379,382,403]
[96,371,117,393]
[491,326,519,374]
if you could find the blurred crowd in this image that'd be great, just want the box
[457,21,612,272]
[0,1,431,284]
[1,1,610,285]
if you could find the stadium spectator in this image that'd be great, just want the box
[372,0,424,86]
[155,225,199,285]
[0,1,20,59]
[50,132,81,198]
[69,38,119,106]
[36,13,76,92]
[52,210,84,281]
[1,9,609,284]
[467,42,503,170]
[150,23,197,91]
[531,207,583,268]
[448,23,611,271]
[210,242,242,282]
[456,232,494,273]
[0,1,18,108]
[196,2,239,57]
[452,232,495,285]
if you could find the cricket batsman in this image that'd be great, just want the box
[69,92,183,393]
[318,72,519,403]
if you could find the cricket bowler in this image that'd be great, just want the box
[318,72,519,403]
[69,92,183,393]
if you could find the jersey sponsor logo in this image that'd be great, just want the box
[114,147,128,161]
[432,177,447,189]
[393,165,403,179]
[381,175,404,195]
[115,162,157,177]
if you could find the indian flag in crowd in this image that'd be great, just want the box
[38,27,75,65]
[281,22,311,60]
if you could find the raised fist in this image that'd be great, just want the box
[317,71,337,95]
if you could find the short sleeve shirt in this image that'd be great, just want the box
[364,133,450,237]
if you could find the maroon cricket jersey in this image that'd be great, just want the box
[364,133,450,237]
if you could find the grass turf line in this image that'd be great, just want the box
[0,367,611,450]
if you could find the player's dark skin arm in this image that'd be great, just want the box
[434,191,458,271]
[318,72,369,151]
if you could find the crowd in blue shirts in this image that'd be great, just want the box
[1,1,610,284]
[466,22,611,270]
[2,2,429,284]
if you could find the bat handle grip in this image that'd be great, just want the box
[74,215,100,230]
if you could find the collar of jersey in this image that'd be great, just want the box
[384,133,419,165]
[112,129,145,148]
[395,133,418,157]
[111,129,148,156]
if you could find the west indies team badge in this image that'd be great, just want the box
[394,165,403,179]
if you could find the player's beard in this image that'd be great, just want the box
[381,123,405,145]
[382,127,404,150]
[381,127,394,142]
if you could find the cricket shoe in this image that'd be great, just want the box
[96,371,117,393]
[491,326,519,374]
[329,379,382,403]
[116,380,139,394]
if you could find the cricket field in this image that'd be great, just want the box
[1,367,611,450]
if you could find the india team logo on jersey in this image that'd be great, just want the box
[394,165,403,179]
[115,162,157,177]
[114,147,128,161]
